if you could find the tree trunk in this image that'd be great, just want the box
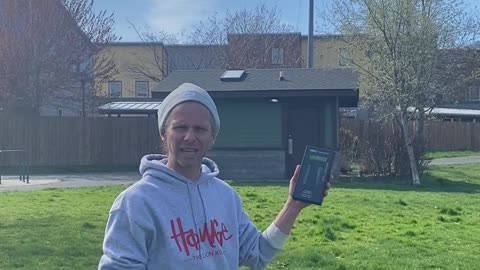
[415,110,426,171]
[399,112,421,185]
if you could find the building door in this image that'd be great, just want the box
[286,106,321,178]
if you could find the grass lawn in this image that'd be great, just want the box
[425,151,480,160]
[0,165,479,270]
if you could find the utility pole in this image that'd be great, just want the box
[307,0,314,68]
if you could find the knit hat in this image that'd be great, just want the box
[157,83,220,136]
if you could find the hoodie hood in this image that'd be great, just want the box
[139,154,220,185]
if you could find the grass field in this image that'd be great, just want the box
[0,164,479,269]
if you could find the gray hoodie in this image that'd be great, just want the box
[98,154,282,270]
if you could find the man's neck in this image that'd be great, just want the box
[167,161,201,182]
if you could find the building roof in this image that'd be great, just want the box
[98,101,162,115]
[164,44,227,48]
[152,68,359,107]
[228,32,302,37]
[153,68,358,92]
[437,103,480,110]
[97,68,359,115]
[427,107,480,117]
[408,106,480,117]
[104,42,164,47]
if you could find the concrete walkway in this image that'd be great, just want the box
[0,171,140,192]
[1,156,479,192]
[428,156,480,166]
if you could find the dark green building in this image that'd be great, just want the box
[152,68,358,179]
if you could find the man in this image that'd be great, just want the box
[98,83,330,269]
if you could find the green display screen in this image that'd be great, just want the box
[310,155,327,162]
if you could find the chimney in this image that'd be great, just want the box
[279,71,284,81]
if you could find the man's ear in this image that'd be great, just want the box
[210,134,216,149]
[160,130,166,142]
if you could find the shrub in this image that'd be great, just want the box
[341,118,428,177]
[339,127,360,174]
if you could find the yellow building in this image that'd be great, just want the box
[95,42,165,98]
[301,35,360,69]
[95,36,360,99]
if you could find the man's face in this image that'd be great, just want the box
[162,102,215,173]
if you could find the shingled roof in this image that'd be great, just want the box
[98,68,359,115]
[152,68,358,93]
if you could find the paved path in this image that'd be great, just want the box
[1,156,479,192]
[0,172,140,192]
[428,156,480,166]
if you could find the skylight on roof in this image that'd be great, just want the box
[220,70,245,81]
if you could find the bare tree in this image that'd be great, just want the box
[127,21,226,82]
[0,0,117,115]
[191,4,293,44]
[190,3,302,69]
[123,22,177,82]
[0,22,23,111]
[226,32,302,69]
[64,0,118,115]
[327,0,480,184]
[124,3,300,80]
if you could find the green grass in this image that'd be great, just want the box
[425,151,480,160]
[1,164,480,269]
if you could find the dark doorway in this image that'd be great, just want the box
[286,106,321,177]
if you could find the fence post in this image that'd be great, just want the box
[471,123,477,151]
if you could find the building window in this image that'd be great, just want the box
[468,86,480,101]
[339,47,353,66]
[135,81,149,97]
[109,81,122,98]
[272,48,284,65]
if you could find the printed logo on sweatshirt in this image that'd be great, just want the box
[169,217,233,258]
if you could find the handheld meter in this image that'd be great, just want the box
[292,145,336,205]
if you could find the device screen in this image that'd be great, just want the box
[293,146,336,205]
[303,150,329,187]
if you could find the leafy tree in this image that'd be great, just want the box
[327,0,480,184]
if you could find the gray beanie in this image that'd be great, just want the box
[157,83,220,136]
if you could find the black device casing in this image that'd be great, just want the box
[292,145,336,205]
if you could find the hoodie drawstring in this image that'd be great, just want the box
[187,183,202,258]
[186,182,209,260]
[197,185,208,230]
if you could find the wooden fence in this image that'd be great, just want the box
[341,118,480,152]
[1,116,479,166]
[424,121,480,151]
[0,116,160,166]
